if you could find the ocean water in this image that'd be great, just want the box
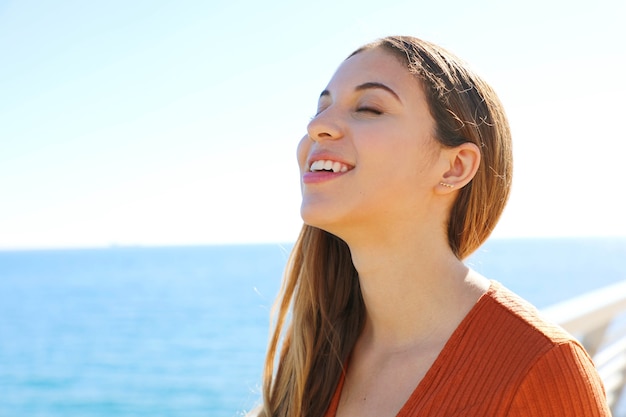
[0,237,625,417]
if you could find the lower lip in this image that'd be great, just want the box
[302,170,349,184]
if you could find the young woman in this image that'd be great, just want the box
[255,36,610,417]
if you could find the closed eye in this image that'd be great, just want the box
[356,107,383,115]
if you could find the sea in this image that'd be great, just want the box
[0,237,625,417]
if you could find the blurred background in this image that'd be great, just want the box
[1,0,625,416]
[2,0,625,249]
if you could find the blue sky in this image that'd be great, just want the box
[1,0,624,249]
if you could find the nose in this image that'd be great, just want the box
[306,109,343,142]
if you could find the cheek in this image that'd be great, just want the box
[365,135,438,185]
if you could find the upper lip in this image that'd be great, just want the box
[306,153,354,173]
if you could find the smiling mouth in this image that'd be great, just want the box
[309,159,351,173]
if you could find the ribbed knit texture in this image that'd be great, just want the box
[323,281,611,416]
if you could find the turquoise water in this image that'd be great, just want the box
[0,238,624,416]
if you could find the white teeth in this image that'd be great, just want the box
[309,159,350,173]
[310,160,326,171]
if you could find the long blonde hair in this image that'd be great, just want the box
[258,35,513,417]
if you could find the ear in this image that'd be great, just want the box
[436,142,481,194]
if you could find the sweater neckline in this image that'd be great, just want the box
[327,281,499,417]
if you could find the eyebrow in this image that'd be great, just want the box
[319,82,402,103]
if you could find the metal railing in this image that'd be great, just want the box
[543,280,626,416]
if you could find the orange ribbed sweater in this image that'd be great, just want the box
[323,281,611,416]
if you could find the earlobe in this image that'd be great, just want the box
[437,142,481,193]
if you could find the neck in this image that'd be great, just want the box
[344,226,488,352]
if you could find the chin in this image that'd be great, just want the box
[300,208,329,230]
[301,204,339,233]
[301,211,355,245]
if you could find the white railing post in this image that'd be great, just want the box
[542,280,626,416]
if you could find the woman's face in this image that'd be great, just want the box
[297,47,447,237]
